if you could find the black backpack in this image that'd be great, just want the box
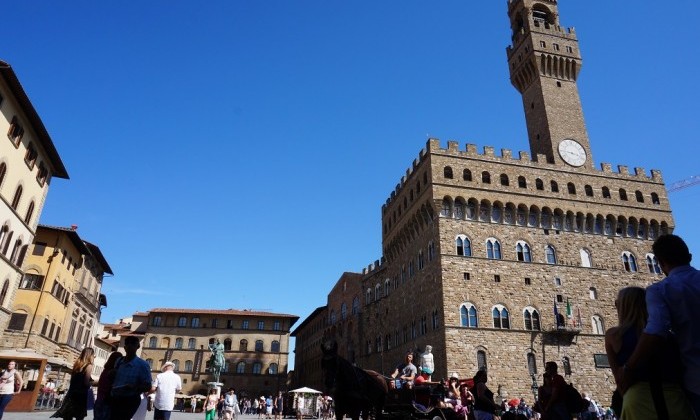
[564,383,589,413]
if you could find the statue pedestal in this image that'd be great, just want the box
[207,382,224,395]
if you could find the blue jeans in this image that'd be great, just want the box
[0,394,14,420]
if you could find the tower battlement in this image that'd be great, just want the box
[382,138,664,209]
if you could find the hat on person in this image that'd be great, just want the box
[449,372,459,380]
[161,361,175,371]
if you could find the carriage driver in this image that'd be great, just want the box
[390,351,417,389]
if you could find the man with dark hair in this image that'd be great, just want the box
[623,234,700,416]
[111,336,153,420]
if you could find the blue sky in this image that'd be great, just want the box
[4,1,699,363]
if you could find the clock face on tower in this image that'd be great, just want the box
[558,139,587,167]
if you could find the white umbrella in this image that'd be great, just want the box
[289,387,322,394]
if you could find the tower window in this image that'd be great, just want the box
[619,189,628,201]
[585,185,593,197]
[539,41,546,48]
[551,181,559,192]
[553,43,560,51]
[444,166,453,179]
[463,169,472,181]
[482,171,491,184]
[602,187,611,199]
[556,81,562,88]
[494,275,501,283]
[567,183,576,194]
[524,277,531,286]
[566,46,573,53]
[535,179,544,190]
[500,174,509,186]
[518,176,527,188]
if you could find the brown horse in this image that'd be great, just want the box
[321,338,387,420]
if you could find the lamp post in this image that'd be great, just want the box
[530,374,539,404]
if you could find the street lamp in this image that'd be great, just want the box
[530,374,538,403]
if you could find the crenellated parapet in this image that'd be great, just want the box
[383,138,666,210]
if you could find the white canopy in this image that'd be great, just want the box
[289,387,322,394]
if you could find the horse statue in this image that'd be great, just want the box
[208,339,225,383]
[321,337,387,420]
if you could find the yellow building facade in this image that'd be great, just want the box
[0,60,69,332]
[2,225,112,369]
[129,308,298,398]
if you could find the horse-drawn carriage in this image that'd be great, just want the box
[321,338,463,420]
[383,383,463,420]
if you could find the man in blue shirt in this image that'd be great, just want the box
[111,336,153,420]
[622,234,700,417]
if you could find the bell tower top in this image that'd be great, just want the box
[506,0,593,169]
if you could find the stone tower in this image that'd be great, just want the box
[507,0,592,168]
[294,1,675,404]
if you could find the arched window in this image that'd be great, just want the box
[527,353,537,375]
[492,305,510,329]
[224,338,232,351]
[239,339,248,352]
[567,182,576,195]
[518,176,527,188]
[330,309,337,323]
[524,308,540,331]
[584,185,593,197]
[175,338,183,349]
[651,193,660,205]
[535,179,544,190]
[591,315,605,335]
[551,180,559,192]
[466,200,477,220]
[185,360,193,372]
[486,238,502,260]
[0,163,6,187]
[271,340,280,352]
[252,362,262,374]
[634,190,644,203]
[482,171,491,184]
[441,198,452,217]
[269,363,278,375]
[255,340,264,352]
[149,336,157,348]
[516,242,532,262]
[589,287,598,300]
[500,174,509,186]
[188,338,196,349]
[622,252,638,272]
[11,185,22,210]
[460,304,478,328]
[477,350,487,371]
[545,245,557,264]
[366,288,372,304]
[236,361,246,373]
[602,186,611,198]
[619,188,628,201]
[456,235,472,257]
[171,359,180,372]
[454,200,465,219]
[444,166,453,179]
[177,317,187,327]
[463,169,472,181]
[24,201,35,225]
[191,317,200,328]
[352,297,360,315]
[580,249,592,268]
[0,280,9,306]
[646,254,661,274]
[341,302,348,320]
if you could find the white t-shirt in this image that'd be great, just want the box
[153,370,182,411]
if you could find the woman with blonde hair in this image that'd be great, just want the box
[605,286,694,419]
[52,347,95,420]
